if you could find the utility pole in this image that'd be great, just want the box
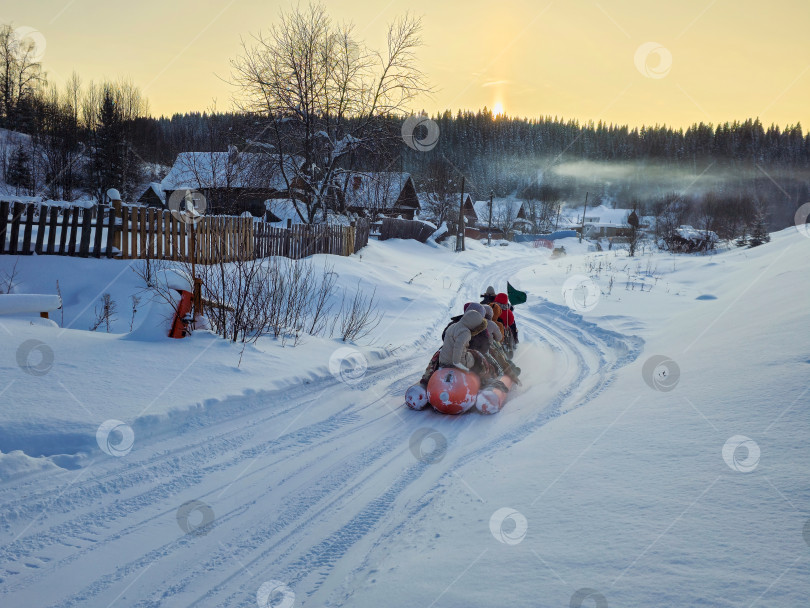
[457,177,466,252]
[488,191,493,246]
[579,191,589,244]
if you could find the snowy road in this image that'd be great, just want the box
[0,254,642,607]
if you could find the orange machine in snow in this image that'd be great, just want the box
[168,290,193,339]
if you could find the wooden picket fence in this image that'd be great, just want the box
[0,201,370,263]
[254,219,370,259]
[0,200,116,258]
[117,206,254,263]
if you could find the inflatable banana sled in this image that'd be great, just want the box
[405,367,513,415]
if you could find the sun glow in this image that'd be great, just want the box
[493,102,504,118]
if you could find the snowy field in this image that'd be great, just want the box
[1,230,808,607]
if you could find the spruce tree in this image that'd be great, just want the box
[6,143,31,194]
[748,207,770,247]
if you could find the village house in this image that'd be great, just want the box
[339,172,420,220]
[472,198,531,234]
[161,149,302,217]
[136,182,165,208]
[562,204,646,238]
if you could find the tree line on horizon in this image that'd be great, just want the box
[1,15,807,239]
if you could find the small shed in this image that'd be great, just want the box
[137,182,166,208]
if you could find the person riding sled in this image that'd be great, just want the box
[480,285,496,305]
[419,307,498,387]
[494,292,519,346]
[442,302,490,355]
[483,304,521,381]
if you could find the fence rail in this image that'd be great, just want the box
[0,201,369,263]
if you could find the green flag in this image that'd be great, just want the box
[507,281,527,305]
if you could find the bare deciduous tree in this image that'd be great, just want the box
[0,24,45,130]
[230,3,430,224]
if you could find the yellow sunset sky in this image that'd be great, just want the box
[4,0,809,128]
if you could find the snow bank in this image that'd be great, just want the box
[0,449,61,481]
[0,294,62,315]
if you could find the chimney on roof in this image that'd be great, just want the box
[352,175,362,190]
[228,145,239,164]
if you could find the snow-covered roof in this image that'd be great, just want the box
[675,225,719,242]
[341,172,413,210]
[562,204,631,225]
[417,191,472,209]
[265,199,308,225]
[138,182,166,204]
[473,198,524,227]
[417,191,438,208]
[162,152,302,192]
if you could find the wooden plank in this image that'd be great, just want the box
[0,201,11,255]
[207,217,215,264]
[203,217,210,265]
[240,217,245,261]
[92,206,104,257]
[139,207,147,259]
[233,217,237,262]
[35,204,48,254]
[234,217,241,262]
[205,217,210,264]
[179,218,186,260]
[195,218,201,264]
[217,216,224,263]
[67,207,81,255]
[162,211,170,259]
[222,217,230,263]
[20,204,34,255]
[8,202,23,255]
[193,220,200,265]
[213,217,221,263]
[146,207,163,259]
[121,207,130,259]
[58,208,70,255]
[126,207,135,258]
[46,207,58,254]
[170,213,178,261]
[0,200,8,254]
[79,207,93,257]
[193,219,200,265]
[162,211,169,258]
[227,217,233,262]
[105,205,117,258]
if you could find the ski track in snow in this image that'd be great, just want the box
[0,255,643,607]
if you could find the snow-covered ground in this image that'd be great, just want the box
[0,230,808,607]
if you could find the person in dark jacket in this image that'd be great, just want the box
[480,286,496,305]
